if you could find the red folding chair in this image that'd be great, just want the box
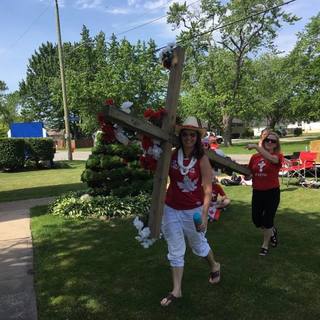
[298,151,318,181]
[279,158,304,186]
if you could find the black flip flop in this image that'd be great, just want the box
[160,293,178,307]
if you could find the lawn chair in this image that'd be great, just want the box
[279,158,305,186]
[298,151,318,182]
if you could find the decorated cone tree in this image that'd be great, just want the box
[81,100,153,197]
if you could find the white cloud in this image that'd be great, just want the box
[143,0,169,10]
[128,0,140,6]
[75,0,102,9]
[105,7,131,15]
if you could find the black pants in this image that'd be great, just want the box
[252,188,280,229]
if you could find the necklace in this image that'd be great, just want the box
[177,148,197,175]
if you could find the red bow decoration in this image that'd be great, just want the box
[104,99,115,106]
[143,107,166,121]
[139,155,157,172]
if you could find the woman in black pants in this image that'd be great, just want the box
[247,132,284,256]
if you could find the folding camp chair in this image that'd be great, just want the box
[298,151,318,182]
[279,158,305,186]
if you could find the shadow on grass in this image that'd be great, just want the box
[30,200,320,320]
[0,183,86,203]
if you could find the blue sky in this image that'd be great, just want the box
[0,0,319,93]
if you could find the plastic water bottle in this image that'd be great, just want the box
[193,212,202,231]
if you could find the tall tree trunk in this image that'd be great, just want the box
[222,114,233,146]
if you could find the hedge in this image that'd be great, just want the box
[0,138,25,170]
[0,138,54,170]
[25,138,55,164]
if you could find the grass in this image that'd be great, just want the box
[220,135,320,155]
[0,161,86,202]
[31,185,320,320]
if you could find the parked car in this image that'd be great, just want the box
[275,127,287,137]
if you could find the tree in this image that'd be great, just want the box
[0,82,21,137]
[244,53,295,128]
[19,26,167,135]
[167,0,298,145]
[19,42,62,129]
[288,13,320,122]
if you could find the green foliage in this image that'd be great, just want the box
[25,138,55,163]
[49,191,151,219]
[81,131,152,197]
[167,0,299,144]
[19,27,166,134]
[19,42,62,129]
[0,138,25,170]
[288,14,320,122]
[0,89,21,131]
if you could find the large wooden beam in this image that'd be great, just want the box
[103,105,174,142]
[206,149,251,176]
[148,46,185,238]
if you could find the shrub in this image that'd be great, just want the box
[25,138,54,165]
[293,127,303,136]
[49,191,151,220]
[0,138,25,170]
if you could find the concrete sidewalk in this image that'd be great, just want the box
[0,197,55,320]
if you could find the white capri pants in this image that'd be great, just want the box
[161,205,211,267]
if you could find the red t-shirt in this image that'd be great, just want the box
[212,184,226,202]
[165,151,203,210]
[248,153,284,190]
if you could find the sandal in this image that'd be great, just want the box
[259,247,269,256]
[209,263,221,284]
[270,227,278,248]
[160,293,179,307]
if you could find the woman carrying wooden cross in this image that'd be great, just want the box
[160,117,221,307]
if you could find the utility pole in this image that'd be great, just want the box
[54,0,72,160]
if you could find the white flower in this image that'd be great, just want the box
[152,145,162,160]
[120,101,133,113]
[133,216,144,231]
[80,194,92,202]
[114,126,129,145]
[139,227,151,239]
[133,217,157,249]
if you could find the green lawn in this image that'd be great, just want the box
[221,136,320,155]
[31,185,320,320]
[0,161,86,202]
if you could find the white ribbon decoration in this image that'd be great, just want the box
[177,148,197,176]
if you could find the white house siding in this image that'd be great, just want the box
[287,121,320,133]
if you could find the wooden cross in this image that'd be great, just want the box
[103,46,250,238]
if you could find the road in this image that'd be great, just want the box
[54,150,251,164]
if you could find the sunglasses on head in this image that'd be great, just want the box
[265,138,277,144]
[181,132,197,138]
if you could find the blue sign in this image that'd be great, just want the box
[10,122,45,138]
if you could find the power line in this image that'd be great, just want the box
[68,0,201,55]
[155,0,297,52]
[8,3,51,49]
[114,0,201,37]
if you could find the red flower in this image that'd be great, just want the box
[104,99,115,106]
[97,112,106,125]
[141,135,153,151]
[101,123,116,143]
[143,108,154,119]
[139,155,157,172]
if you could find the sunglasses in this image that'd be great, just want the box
[265,138,277,144]
[181,132,197,138]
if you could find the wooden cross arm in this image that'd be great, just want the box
[103,105,177,143]
[205,149,251,176]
